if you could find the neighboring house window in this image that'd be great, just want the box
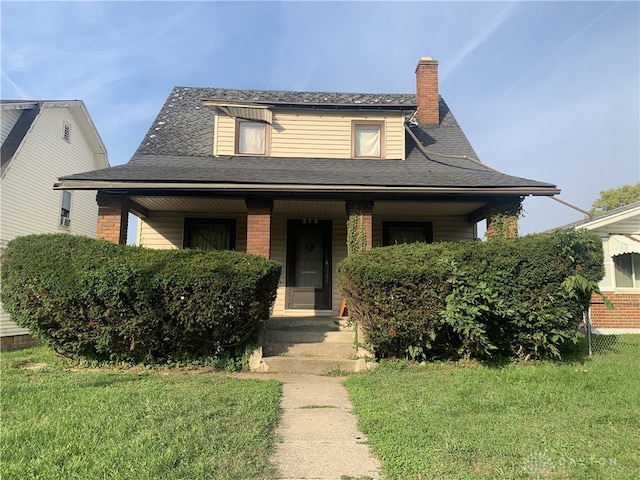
[383,221,433,246]
[236,119,268,155]
[60,190,72,227]
[352,121,384,158]
[62,121,71,142]
[614,253,640,288]
[184,218,236,251]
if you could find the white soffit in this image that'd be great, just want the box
[610,234,640,256]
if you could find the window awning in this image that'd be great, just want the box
[204,101,272,124]
[610,234,640,256]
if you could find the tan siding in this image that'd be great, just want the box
[271,214,287,315]
[0,107,100,337]
[372,215,476,247]
[215,114,236,155]
[138,212,247,251]
[215,109,405,160]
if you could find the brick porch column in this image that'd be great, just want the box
[245,198,273,258]
[96,192,129,245]
[485,197,522,240]
[346,200,374,252]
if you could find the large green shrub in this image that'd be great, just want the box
[1,234,281,363]
[338,229,605,360]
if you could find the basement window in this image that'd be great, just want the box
[383,221,433,246]
[184,218,236,251]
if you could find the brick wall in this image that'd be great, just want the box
[0,334,39,352]
[590,291,640,331]
[246,199,272,258]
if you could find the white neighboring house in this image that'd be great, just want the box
[1,100,109,349]
[560,202,640,334]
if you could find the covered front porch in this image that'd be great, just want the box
[94,192,522,316]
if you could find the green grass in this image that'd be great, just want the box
[344,336,640,480]
[1,346,281,480]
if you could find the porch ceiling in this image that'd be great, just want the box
[129,196,486,218]
[130,196,247,213]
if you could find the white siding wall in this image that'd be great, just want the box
[1,109,22,144]
[1,107,101,337]
[215,110,406,160]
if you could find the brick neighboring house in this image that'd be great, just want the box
[1,100,109,350]
[558,202,640,333]
[54,57,560,317]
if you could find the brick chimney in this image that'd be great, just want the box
[415,57,439,124]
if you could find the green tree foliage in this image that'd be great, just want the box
[590,182,640,215]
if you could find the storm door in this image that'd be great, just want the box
[286,219,332,309]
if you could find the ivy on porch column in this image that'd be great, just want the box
[346,200,374,253]
[245,198,273,259]
[96,192,129,245]
[485,197,523,240]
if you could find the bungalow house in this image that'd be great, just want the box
[1,100,109,349]
[54,57,560,318]
[558,202,640,333]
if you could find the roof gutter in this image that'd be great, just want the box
[53,179,561,196]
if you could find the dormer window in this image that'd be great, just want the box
[352,121,384,158]
[236,119,269,155]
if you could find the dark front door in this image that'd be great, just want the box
[286,219,332,310]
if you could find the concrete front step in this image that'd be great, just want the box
[265,328,355,344]
[261,356,369,374]
[267,317,352,330]
[263,341,356,358]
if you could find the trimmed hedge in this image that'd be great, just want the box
[0,234,281,363]
[338,229,605,360]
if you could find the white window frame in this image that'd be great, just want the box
[60,190,72,227]
[614,253,640,289]
[352,120,385,159]
[235,119,269,156]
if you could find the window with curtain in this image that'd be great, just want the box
[353,122,383,158]
[614,253,640,288]
[184,218,236,251]
[237,120,267,155]
[382,221,433,246]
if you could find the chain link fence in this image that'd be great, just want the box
[583,301,640,360]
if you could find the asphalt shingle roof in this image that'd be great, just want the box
[60,86,557,191]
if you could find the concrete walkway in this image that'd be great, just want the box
[270,374,382,480]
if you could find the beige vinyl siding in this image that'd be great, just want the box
[0,107,100,337]
[213,113,235,156]
[138,212,247,251]
[215,109,406,160]
[372,215,476,247]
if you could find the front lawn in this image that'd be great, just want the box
[1,347,281,480]
[344,336,640,480]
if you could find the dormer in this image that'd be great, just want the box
[204,96,414,160]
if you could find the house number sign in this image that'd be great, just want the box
[302,218,318,224]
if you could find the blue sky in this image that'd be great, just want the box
[2,1,639,238]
